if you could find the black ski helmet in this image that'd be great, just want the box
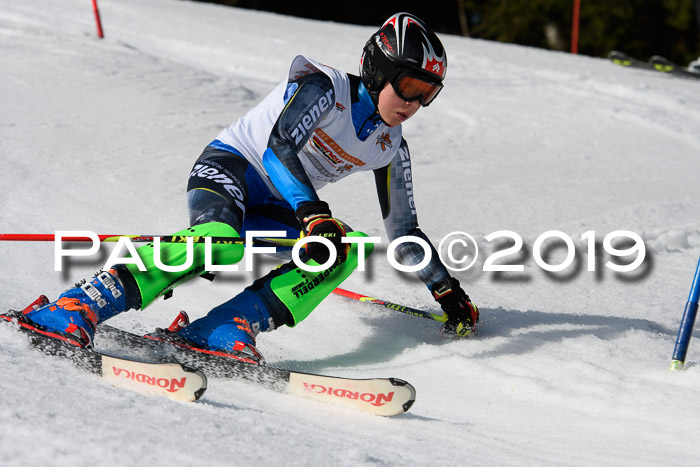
[360,12,447,106]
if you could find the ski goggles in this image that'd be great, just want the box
[391,73,443,107]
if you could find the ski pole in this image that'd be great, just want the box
[670,257,700,370]
[0,233,298,247]
[332,288,447,323]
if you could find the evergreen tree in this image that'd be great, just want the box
[195,0,700,64]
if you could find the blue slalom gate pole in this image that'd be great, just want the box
[670,257,700,370]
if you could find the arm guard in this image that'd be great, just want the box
[374,138,450,287]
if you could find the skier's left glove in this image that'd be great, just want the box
[296,200,350,266]
[431,277,479,337]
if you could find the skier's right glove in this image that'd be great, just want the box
[296,200,350,266]
[431,277,479,337]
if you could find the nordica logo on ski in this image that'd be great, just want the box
[303,383,395,407]
[291,88,334,145]
[110,367,187,393]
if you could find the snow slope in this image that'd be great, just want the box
[2,0,700,465]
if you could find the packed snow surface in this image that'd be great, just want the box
[1,0,700,465]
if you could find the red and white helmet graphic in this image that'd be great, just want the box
[360,12,447,104]
[378,12,447,79]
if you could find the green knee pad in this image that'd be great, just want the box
[125,222,244,309]
[271,231,374,326]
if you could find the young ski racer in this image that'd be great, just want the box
[20,12,479,363]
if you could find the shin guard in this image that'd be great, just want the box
[124,222,244,309]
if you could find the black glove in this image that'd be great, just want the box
[296,200,349,265]
[431,277,479,337]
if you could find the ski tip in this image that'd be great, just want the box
[388,378,417,415]
[186,366,208,400]
[181,362,203,374]
[388,377,410,387]
[179,364,208,400]
[194,385,208,401]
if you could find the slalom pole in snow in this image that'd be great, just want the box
[91,0,104,38]
[333,288,447,323]
[670,257,700,370]
[0,233,298,247]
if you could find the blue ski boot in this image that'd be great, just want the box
[146,289,270,365]
[22,269,127,348]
